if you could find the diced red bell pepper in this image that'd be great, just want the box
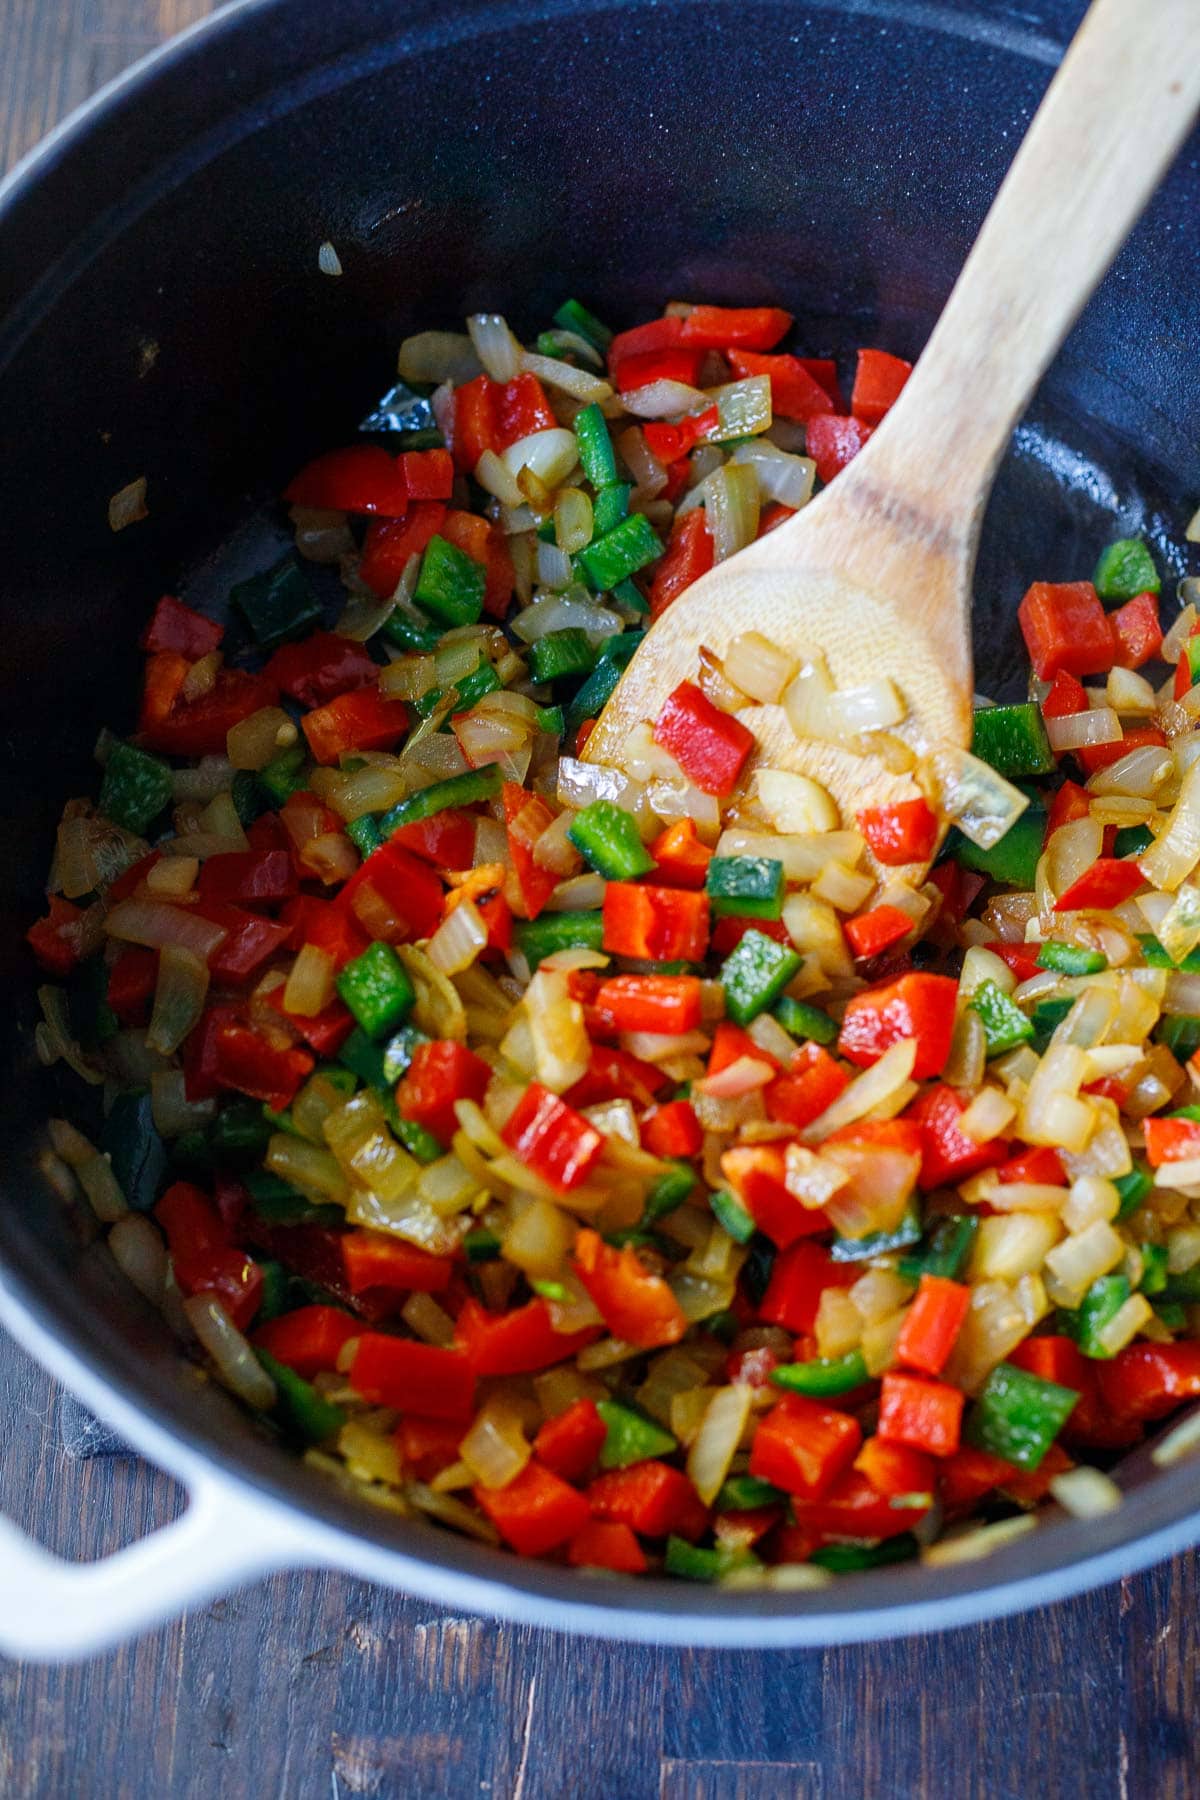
[653,680,754,798]
[678,304,792,351]
[1044,779,1092,844]
[573,1228,688,1350]
[855,797,939,866]
[197,848,297,908]
[252,1304,360,1379]
[795,358,841,405]
[1110,591,1162,668]
[472,1459,592,1557]
[749,1393,861,1498]
[284,445,410,515]
[725,349,834,422]
[764,1042,848,1132]
[854,1437,936,1503]
[494,372,557,448]
[138,649,188,737]
[568,1518,648,1574]
[534,1398,607,1482]
[850,348,913,425]
[211,1017,314,1112]
[1053,856,1145,912]
[806,414,873,483]
[648,510,716,622]
[757,502,798,538]
[601,882,710,963]
[998,1145,1066,1186]
[501,783,561,920]
[451,372,557,471]
[1075,724,1166,777]
[337,841,445,943]
[500,1082,604,1192]
[1042,668,1088,720]
[607,316,686,376]
[614,347,705,392]
[1096,1342,1200,1422]
[907,1083,1009,1191]
[564,1046,668,1111]
[983,941,1042,984]
[439,509,514,620]
[26,896,86,977]
[155,1181,263,1331]
[642,405,720,464]
[281,894,368,969]
[182,1004,238,1103]
[455,1296,600,1375]
[937,1445,1020,1513]
[1144,1115,1200,1167]
[265,984,355,1057]
[265,631,378,709]
[708,1020,776,1076]
[301,686,409,765]
[106,946,158,1024]
[710,916,793,959]
[395,1039,491,1147]
[396,1416,465,1480]
[398,448,455,500]
[640,1099,703,1160]
[350,1334,476,1420]
[722,1143,827,1248]
[587,1460,704,1538]
[791,1468,929,1540]
[759,1241,857,1334]
[1017,580,1115,680]
[140,594,223,659]
[844,904,913,961]
[895,1277,971,1379]
[649,817,712,889]
[927,861,985,928]
[140,666,280,758]
[388,807,477,870]
[838,972,958,1081]
[341,1231,453,1296]
[590,974,704,1036]
[359,502,448,596]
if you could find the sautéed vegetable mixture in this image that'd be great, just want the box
[28,296,1200,1582]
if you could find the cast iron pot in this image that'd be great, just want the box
[1,0,1198,1661]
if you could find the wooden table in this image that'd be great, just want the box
[1,4,1197,1795]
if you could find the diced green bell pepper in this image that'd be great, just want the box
[535,704,565,736]
[709,1188,756,1244]
[568,798,655,880]
[1138,1244,1169,1296]
[1155,1014,1200,1063]
[451,661,503,711]
[553,298,613,351]
[831,1201,923,1263]
[970,704,1055,779]
[1029,996,1074,1053]
[1092,537,1160,601]
[575,402,619,489]
[1114,1163,1153,1222]
[965,1361,1080,1470]
[257,741,310,805]
[1138,934,1200,973]
[210,1097,273,1162]
[771,995,837,1046]
[1163,1263,1200,1303]
[99,740,173,834]
[257,1349,346,1443]
[380,611,442,652]
[577,513,663,591]
[715,1475,786,1512]
[380,764,502,836]
[100,1091,167,1213]
[952,809,1045,888]
[1114,825,1155,860]
[513,910,605,971]
[414,535,485,626]
[346,814,384,857]
[336,941,416,1039]
[970,978,1034,1056]
[810,1536,918,1572]
[380,1024,429,1083]
[528,629,596,684]
[1037,941,1107,975]
[644,1161,696,1222]
[593,483,633,536]
[254,1259,290,1322]
[610,575,648,614]
[564,630,644,736]
[720,929,802,1026]
[231,769,268,827]
[770,1350,869,1397]
[1059,1273,1131,1358]
[231,555,321,647]
[464,1227,502,1263]
[664,1536,759,1583]
[244,1168,342,1227]
[899,1214,978,1282]
[596,1399,677,1469]
[706,856,785,920]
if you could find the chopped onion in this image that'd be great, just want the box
[1151,1404,1200,1466]
[501,428,578,489]
[824,678,905,736]
[922,1515,1036,1567]
[150,1070,216,1138]
[705,463,760,562]
[928,747,1029,850]
[543,872,607,912]
[729,440,816,510]
[645,779,722,843]
[706,376,772,440]
[1140,759,1200,891]
[512,590,622,646]
[525,966,591,1092]
[284,942,336,1016]
[474,449,524,509]
[1157,882,1200,965]
[616,426,667,499]
[226,706,296,772]
[532,809,583,876]
[397,331,481,385]
[620,380,709,418]
[109,1213,168,1306]
[687,1384,752,1505]
[184,1294,276,1409]
[1046,708,1122,753]
[108,477,148,532]
[335,587,399,643]
[754,769,839,835]
[554,486,594,556]
[536,539,573,590]
[36,985,103,1086]
[520,349,612,403]
[805,1040,918,1142]
[459,1399,531,1490]
[427,898,489,976]
[1105,665,1158,716]
[717,827,862,882]
[467,313,522,381]
[76,1152,127,1223]
[723,633,798,705]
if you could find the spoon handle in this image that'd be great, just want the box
[850,0,1200,539]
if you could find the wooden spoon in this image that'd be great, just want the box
[585,0,1200,854]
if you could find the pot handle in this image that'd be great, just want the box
[0,1466,308,1662]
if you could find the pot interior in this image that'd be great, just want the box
[1,0,1198,1637]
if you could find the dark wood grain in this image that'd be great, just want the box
[1,6,1198,1797]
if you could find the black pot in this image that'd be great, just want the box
[1,0,1198,1656]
